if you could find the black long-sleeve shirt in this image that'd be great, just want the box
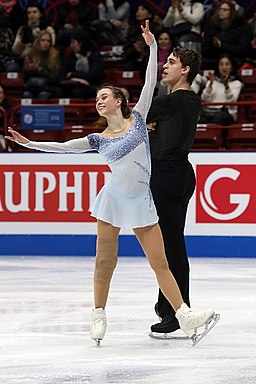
[147,90,201,161]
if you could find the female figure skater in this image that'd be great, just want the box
[6,21,219,346]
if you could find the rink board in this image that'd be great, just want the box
[0,152,256,257]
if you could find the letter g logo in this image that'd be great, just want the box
[200,168,250,220]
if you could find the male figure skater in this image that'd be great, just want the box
[147,47,201,336]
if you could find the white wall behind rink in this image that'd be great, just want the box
[1,152,256,237]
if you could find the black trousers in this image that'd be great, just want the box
[150,159,196,318]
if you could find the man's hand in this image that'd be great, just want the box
[147,122,157,132]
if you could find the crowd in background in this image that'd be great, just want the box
[0,0,256,150]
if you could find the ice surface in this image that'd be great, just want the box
[0,256,256,384]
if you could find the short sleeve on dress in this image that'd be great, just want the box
[88,133,100,150]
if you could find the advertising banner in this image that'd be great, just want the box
[0,153,109,234]
[1,152,255,256]
[186,153,256,237]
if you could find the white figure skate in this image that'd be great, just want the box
[90,308,107,346]
[175,303,220,346]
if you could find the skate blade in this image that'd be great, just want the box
[191,313,220,347]
[149,332,189,340]
[95,338,101,347]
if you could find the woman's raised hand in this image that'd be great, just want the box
[5,128,30,144]
[141,20,155,46]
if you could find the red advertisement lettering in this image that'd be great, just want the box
[0,165,110,222]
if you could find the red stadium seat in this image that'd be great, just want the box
[225,123,256,151]
[107,70,144,98]
[191,124,223,151]
[0,72,25,100]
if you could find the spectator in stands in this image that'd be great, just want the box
[59,28,104,99]
[1,0,26,34]
[8,0,55,72]
[190,72,207,94]
[249,12,256,37]
[55,0,96,58]
[0,6,15,71]
[0,0,17,15]
[22,30,62,99]
[0,84,12,118]
[0,84,12,150]
[203,0,244,23]
[199,53,243,125]
[156,30,173,81]
[154,30,174,95]
[123,3,162,78]
[248,12,256,66]
[162,0,204,53]
[201,0,253,69]
[90,0,130,46]
[156,70,207,96]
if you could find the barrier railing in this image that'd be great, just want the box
[4,100,256,152]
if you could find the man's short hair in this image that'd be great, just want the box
[173,46,202,85]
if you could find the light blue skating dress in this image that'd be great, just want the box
[22,41,158,229]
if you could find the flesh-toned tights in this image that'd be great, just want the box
[94,219,183,311]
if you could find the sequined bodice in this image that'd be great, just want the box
[88,111,151,196]
[22,41,158,198]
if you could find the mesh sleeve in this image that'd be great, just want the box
[20,136,93,153]
[133,39,158,121]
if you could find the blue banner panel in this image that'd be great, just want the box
[0,235,256,258]
[21,106,64,130]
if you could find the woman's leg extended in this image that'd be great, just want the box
[94,219,120,309]
[133,224,183,311]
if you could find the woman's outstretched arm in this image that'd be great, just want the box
[5,127,92,153]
